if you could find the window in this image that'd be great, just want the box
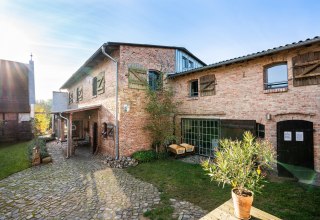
[182,56,188,69]
[92,77,97,96]
[264,63,288,89]
[189,60,194,68]
[190,80,198,97]
[148,70,161,91]
[182,118,220,156]
[256,123,265,139]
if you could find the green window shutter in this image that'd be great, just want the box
[128,65,147,90]
[77,86,83,101]
[69,91,74,104]
[97,72,105,94]
[200,74,216,96]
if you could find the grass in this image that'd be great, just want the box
[126,159,320,220]
[0,141,31,180]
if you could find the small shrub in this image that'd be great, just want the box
[132,150,157,163]
[27,138,49,160]
[156,151,169,160]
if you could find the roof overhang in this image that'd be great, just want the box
[51,104,101,114]
[168,36,320,79]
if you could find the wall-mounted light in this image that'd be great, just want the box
[88,115,91,120]
[266,113,271,120]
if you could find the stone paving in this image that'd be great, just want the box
[0,142,207,219]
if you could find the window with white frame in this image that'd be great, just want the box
[264,63,288,89]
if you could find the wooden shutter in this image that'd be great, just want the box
[293,51,320,86]
[69,91,73,104]
[128,64,147,90]
[77,86,83,102]
[97,72,105,94]
[200,74,216,96]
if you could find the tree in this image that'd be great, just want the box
[144,86,180,152]
[34,100,52,135]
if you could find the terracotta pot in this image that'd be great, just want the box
[231,188,253,220]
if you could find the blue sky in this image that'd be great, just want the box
[0,0,319,100]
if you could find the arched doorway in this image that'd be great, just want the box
[277,120,314,177]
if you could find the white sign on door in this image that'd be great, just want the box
[284,131,292,141]
[296,132,304,142]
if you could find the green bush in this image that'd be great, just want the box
[132,150,157,163]
[132,150,170,163]
[156,151,169,160]
[27,138,49,160]
[202,131,276,195]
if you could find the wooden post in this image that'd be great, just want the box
[97,109,101,154]
[60,118,65,142]
[69,113,73,156]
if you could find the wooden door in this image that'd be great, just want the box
[277,120,314,177]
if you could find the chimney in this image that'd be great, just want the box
[29,54,35,118]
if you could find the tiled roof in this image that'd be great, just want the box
[168,36,320,79]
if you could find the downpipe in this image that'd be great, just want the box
[59,113,69,159]
[101,46,119,160]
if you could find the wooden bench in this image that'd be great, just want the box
[200,199,281,220]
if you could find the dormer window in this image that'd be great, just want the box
[182,56,188,69]
[189,61,194,68]
[264,63,288,89]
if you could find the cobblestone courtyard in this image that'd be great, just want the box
[0,142,206,220]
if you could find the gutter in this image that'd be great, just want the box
[101,46,119,160]
[59,113,69,159]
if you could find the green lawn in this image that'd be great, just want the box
[126,159,320,220]
[0,142,31,180]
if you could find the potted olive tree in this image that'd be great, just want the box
[202,131,276,220]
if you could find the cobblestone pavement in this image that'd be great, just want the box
[0,142,208,219]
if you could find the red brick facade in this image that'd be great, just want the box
[170,43,320,172]
[58,40,320,174]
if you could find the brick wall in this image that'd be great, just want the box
[66,50,119,156]
[170,44,320,172]
[118,45,176,156]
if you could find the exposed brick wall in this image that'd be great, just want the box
[118,45,176,156]
[170,44,320,172]
[66,50,119,156]
[64,46,176,157]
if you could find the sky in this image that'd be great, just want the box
[0,0,319,100]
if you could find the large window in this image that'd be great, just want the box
[190,80,198,97]
[148,71,161,91]
[264,63,288,89]
[182,119,220,156]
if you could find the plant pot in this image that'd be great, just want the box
[231,188,253,220]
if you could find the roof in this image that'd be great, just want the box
[60,42,206,89]
[0,59,30,113]
[51,104,101,114]
[168,36,320,79]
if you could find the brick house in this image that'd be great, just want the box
[169,36,320,175]
[51,43,205,158]
[0,59,35,142]
[52,37,320,176]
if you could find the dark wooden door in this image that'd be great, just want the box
[93,123,98,154]
[277,120,314,177]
